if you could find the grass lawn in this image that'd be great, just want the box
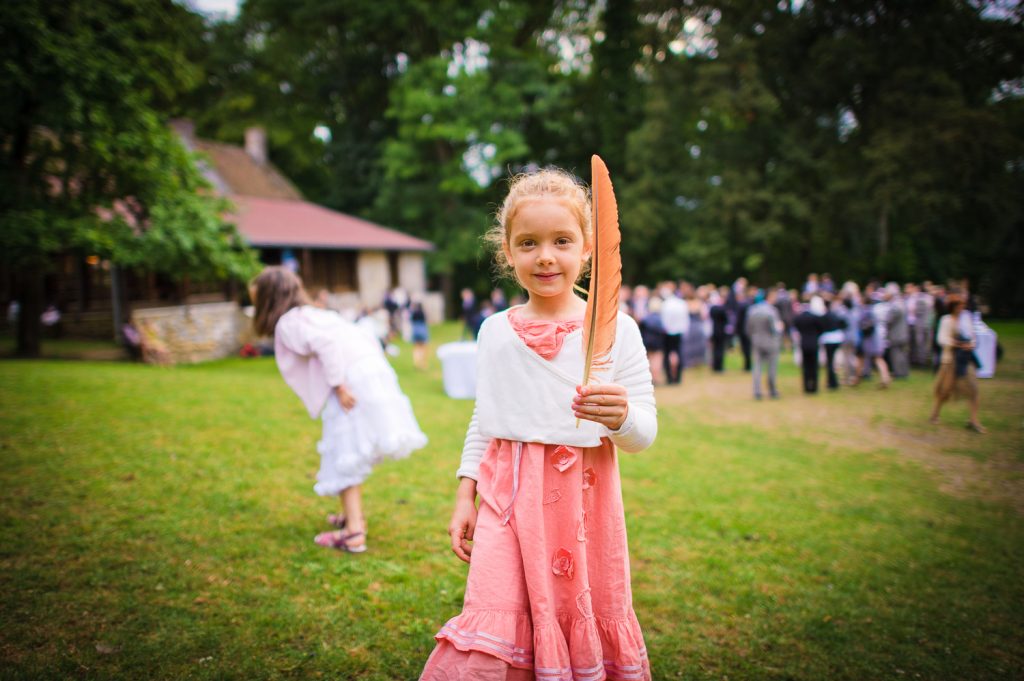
[1,321,1022,680]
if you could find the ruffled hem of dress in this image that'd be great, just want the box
[317,418,428,463]
[314,420,426,496]
[596,613,650,681]
[315,362,427,496]
[531,611,650,681]
[429,609,650,681]
[432,609,534,669]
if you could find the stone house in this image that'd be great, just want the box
[175,120,434,311]
[126,122,438,363]
[14,121,437,363]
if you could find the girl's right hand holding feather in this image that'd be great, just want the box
[449,477,478,563]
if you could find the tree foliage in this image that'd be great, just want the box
[144,1,1024,314]
[0,0,259,356]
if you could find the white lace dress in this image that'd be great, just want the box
[274,305,427,495]
[315,353,427,494]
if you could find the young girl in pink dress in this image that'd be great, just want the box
[251,266,427,553]
[420,169,657,679]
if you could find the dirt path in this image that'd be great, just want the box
[655,360,1024,514]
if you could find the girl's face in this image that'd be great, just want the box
[503,198,589,306]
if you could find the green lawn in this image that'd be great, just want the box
[1,322,1022,680]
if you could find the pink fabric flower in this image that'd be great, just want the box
[582,467,597,490]
[551,548,575,580]
[507,309,582,360]
[550,445,577,472]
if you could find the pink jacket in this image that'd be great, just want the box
[274,306,381,418]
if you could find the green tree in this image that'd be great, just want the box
[623,0,1023,307]
[0,0,258,356]
[188,0,496,213]
[756,0,1024,297]
[372,1,585,299]
[183,0,1024,312]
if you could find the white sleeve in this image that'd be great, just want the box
[456,403,490,480]
[937,316,954,349]
[300,313,348,387]
[609,319,657,453]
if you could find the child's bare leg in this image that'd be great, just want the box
[341,486,365,536]
[875,357,891,386]
[648,351,663,385]
[968,395,985,431]
[930,395,947,423]
[414,342,428,370]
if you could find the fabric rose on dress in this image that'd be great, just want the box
[550,445,577,472]
[582,467,597,490]
[551,548,575,580]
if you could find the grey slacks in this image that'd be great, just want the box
[752,346,779,398]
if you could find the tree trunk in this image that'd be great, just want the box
[15,266,44,358]
[110,264,123,343]
[440,273,454,320]
[878,197,890,259]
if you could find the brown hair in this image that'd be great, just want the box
[250,266,311,336]
[485,168,592,281]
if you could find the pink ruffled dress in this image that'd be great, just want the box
[421,309,651,681]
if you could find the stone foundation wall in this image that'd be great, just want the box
[132,302,248,365]
[129,295,445,365]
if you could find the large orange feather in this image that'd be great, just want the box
[581,154,622,390]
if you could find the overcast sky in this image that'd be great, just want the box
[182,0,240,19]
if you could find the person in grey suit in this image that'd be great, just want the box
[745,288,783,399]
[885,283,911,379]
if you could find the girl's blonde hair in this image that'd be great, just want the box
[250,266,311,336]
[485,168,592,280]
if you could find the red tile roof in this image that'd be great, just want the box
[192,138,303,200]
[231,195,433,252]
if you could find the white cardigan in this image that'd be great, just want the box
[457,309,657,480]
[274,306,381,418]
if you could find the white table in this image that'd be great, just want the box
[437,341,477,399]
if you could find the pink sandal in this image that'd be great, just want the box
[314,530,367,553]
[326,513,347,529]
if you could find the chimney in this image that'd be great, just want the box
[245,126,267,165]
[170,118,195,141]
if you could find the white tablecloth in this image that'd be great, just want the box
[974,321,997,378]
[436,341,477,399]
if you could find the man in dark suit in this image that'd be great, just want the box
[793,296,829,393]
[709,288,729,372]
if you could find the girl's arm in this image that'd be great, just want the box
[449,477,478,564]
[292,309,350,389]
[449,404,487,563]
[575,318,658,452]
[455,405,489,480]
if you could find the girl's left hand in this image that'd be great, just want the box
[336,385,357,411]
[573,382,628,431]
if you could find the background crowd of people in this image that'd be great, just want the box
[459,274,993,432]
[602,274,990,431]
[460,276,988,382]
